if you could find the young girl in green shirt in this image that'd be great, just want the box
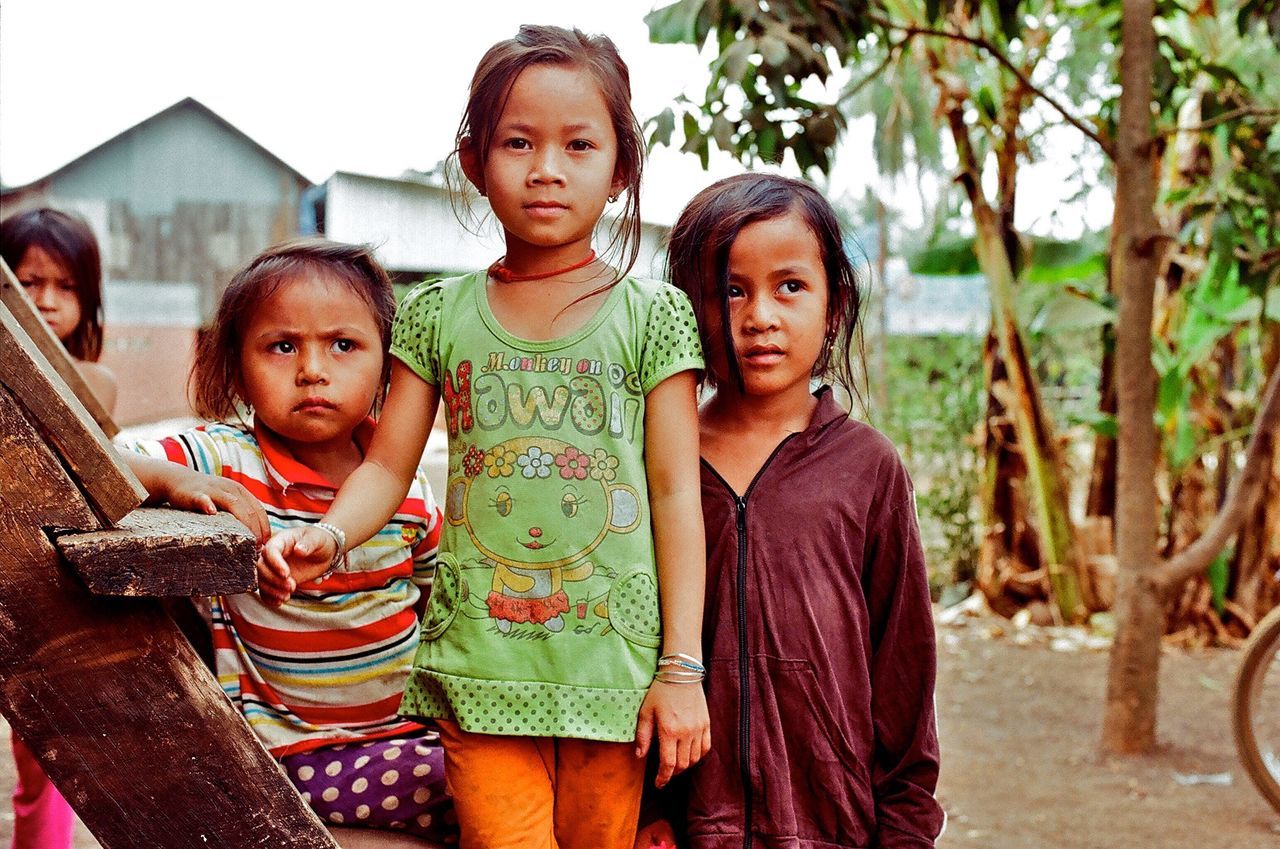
[261,25,709,849]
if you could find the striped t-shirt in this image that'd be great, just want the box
[124,420,441,756]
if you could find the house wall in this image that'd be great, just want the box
[0,102,310,425]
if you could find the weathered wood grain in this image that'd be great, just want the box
[0,301,145,524]
[0,257,118,438]
[56,508,257,597]
[0,386,338,849]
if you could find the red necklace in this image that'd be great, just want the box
[488,251,596,284]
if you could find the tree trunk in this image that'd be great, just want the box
[1103,0,1164,754]
[971,202,1087,622]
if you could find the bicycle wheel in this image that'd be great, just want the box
[1234,603,1280,814]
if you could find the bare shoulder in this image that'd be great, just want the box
[77,360,119,415]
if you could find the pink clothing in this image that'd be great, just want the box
[10,734,74,849]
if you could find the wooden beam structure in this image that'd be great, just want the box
[0,299,339,848]
[0,257,118,438]
[0,301,144,524]
[56,509,257,597]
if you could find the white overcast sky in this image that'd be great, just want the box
[0,0,1108,232]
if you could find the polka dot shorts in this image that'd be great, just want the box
[280,731,456,842]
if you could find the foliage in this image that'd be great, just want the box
[1152,8,1280,481]
[878,333,984,594]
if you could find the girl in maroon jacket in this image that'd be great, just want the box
[641,173,943,849]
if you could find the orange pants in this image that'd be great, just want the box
[436,720,645,849]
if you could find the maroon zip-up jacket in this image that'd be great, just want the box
[687,388,943,849]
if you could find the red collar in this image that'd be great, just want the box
[254,417,377,492]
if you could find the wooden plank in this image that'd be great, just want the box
[0,385,338,849]
[56,508,257,597]
[0,301,145,524]
[0,257,118,438]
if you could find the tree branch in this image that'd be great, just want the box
[1154,363,1280,593]
[1169,106,1280,134]
[865,12,1115,158]
[843,34,913,101]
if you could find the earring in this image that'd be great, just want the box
[608,193,619,203]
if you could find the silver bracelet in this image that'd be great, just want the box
[314,521,348,578]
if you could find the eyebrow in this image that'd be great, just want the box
[727,265,816,281]
[501,121,603,135]
[248,325,371,340]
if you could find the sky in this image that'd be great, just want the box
[0,0,1110,232]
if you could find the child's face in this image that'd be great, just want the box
[471,63,623,260]
[237,273,384,455]
[15,245,82,345]
[705,211,829,400]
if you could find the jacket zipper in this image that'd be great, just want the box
[703,433,799,849]
[735,494,752,849]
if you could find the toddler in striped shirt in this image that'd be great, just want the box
[121,239,455,844]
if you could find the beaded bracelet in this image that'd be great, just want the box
[655,652,706,684]
[314,521,349,579]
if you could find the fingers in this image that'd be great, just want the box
[655,724,677,789]
[205,484,271,543]
[634,703,654,759]
[259,534,294,578]
[255,556,293,607]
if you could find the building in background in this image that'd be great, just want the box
[1,97,311,425]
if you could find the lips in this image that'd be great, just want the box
[522,540,545,550]
[742,345,785,364]
[294,397,336,412]
[524,201,569,219]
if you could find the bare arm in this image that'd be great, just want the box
[121,452,270,544]
[78,361,118,416]
[633,370,710,787]
[259,360,439,601]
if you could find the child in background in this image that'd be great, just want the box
[1,207,117,415]
[120,239,455,843]
[261,25,710,849]
[1,206,115,849]
[661,174,943,848]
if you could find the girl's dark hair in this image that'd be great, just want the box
[666,173,864,396]
[190,238,396,423]
[0,207,105,361]
[449,24,645,278]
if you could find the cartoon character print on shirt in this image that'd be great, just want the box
[447,435,641,634]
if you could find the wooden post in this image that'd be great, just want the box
[0,298,339,847]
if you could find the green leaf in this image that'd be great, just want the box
[645,0,708,45]
[1032,289,1117,332]
[757,124,780,163]
[908,236,981,275]
[1207,550,1230,615]
[1073,409,1118,439]
[1157,368,1185,418]
[976,85,999,122]
[1169,410,1198,471]
[648,108,676,150]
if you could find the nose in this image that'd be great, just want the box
[528,527,542,538]
[32,283,58,310]
[741,295,779,333]
[528,149,566,186]
[296,347,327,385]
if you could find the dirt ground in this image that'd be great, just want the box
[2,613,1277,849]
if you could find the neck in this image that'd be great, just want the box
[703,381,818,438]
[497,237,597,280]
[257,422,365,486]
